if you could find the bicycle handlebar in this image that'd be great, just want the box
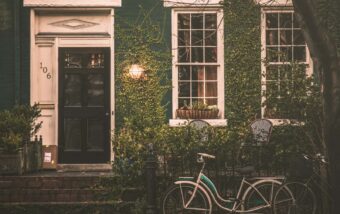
[197,153,216,159]
[303,153,328,164]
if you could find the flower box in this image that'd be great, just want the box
[176,109,219,119]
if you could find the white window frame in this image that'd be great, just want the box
[169,8,226,127]
[260,7,313,126]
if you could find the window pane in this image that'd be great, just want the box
[266,13,278,28]
[178,14,190,29]
[191,14,203,29]
[280,65,293,81]
[192,66,204,81]
[87,119,104,151]
[266,82,280,98]
[179,82,190,97]
[267,47,279,62]
[279,13,292,28]
[205,30,217,46]
[266,65,279,81]
[280,30,292,45]
[206,66,217,80]
[294,47,306,62]
[64,119,82,151]
[179,98,190,108]
[279,47,292,62]
[87,74,104,106]
[179,47,190,62]
[205,14,217,29]
[266,30,278,45]
[192,82,204,97]
[206,98,217,106]
[205,47,217,62]
[178,30,190,46]
[179,66,190,80]
[192,30,204,46]
[191,47,203,62]
[64,74,82,106]
[205,82,217,97]
[293,30,305,45]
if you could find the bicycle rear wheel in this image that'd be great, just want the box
[161,184,211,214]
[273,182,316,214]
[243,180,282,214]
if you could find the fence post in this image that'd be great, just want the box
[146,143,157,214]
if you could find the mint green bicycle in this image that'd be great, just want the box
[161,153,288,213]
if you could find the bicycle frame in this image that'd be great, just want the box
[175,160,283,213]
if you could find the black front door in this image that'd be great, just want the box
[59,48,110,163]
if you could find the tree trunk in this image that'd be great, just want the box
[292,0,340,213]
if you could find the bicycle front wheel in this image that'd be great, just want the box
[161,184,211,214]
[273,182,316,214]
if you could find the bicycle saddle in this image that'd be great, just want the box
[235,166,255,175]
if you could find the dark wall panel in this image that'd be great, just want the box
[0,0,15,109]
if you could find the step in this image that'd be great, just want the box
[0,188,112,203]
[0,201,125,214]
[0,171,114,189]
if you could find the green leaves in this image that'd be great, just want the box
[0,104,42,153]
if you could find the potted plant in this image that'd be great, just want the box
[0,104,42,175]
[176,101,219,119]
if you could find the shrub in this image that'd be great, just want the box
[0,104,42,153]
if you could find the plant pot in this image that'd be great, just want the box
[176,109,219,119]
[23,140,43,173]
[0,149,24,175]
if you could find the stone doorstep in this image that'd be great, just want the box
[57,164,112,172]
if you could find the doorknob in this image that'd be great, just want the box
[105,112,109,116]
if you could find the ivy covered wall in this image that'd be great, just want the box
[114,0,263,126]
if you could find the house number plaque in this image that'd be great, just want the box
[40,62,51,79]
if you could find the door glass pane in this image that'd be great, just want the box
[64,53,82,68]
[86,53,105,68]
[88,74,104,106]
[64,74,81,106]
[87,119,104,151]
[64,119,82,151]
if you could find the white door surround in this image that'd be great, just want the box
[24,1,121,166]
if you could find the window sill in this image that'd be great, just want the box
[169,119,228,127]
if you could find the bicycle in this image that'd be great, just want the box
[161,152,287,213]
[273,153,330,214]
